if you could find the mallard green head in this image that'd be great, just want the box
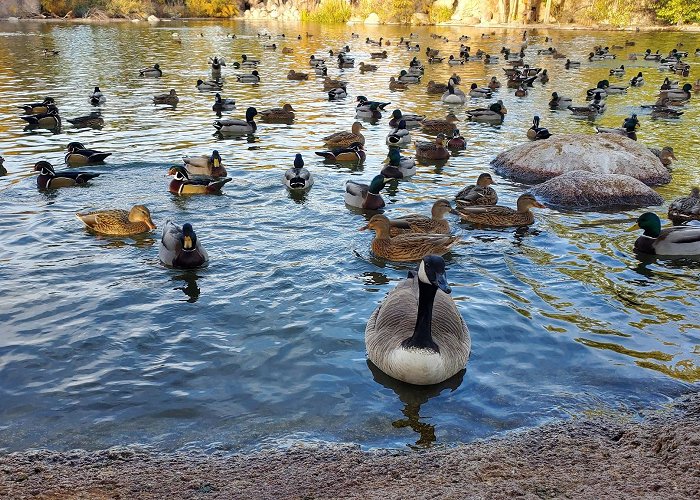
[388,148,401,166]
[683,83,692,92]
[245,107,258,121]
[391,109,402,120]
[630,212,661,238]
[182,223,197,250]
[294,153,304,169]
[368,174,386,194]
[211,150,221,168]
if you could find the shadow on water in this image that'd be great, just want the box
[367,360,466,449]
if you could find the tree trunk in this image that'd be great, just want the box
[510,0,519,22]
[543,0,552,23]
[498,0,507,23]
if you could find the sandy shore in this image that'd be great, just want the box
[1,392,698,499]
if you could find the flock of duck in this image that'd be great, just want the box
[8,27,700,386]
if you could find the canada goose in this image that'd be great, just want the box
[365,254,471,385]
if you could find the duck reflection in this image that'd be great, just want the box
[361,271,390,286]
[172,271,201,303]
[367,360,465,448]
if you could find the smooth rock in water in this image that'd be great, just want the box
[529,170,664,209]
[147,15,160,23]
[364,13,380,24]
[492,134,671,186]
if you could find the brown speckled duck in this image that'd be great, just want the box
[415,134,450,160]
[323,121,365,148]
[455,173,498,207]
[668,187,700,225]
[76,205,156,235]
[389,199,456,236]
[287,70,309,80]
[456,193,543,227]
[259,103,296,122]
[421,113,458,134]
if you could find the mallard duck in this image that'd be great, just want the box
[628,212,700,255]
[284,153,313,191]
[609,65,625,76]
[456,193,543,227]
[168,166,232,195]
[388,199,456,235]
[651,106,684,119]
[360,215,460,261]
[35,161,100,190]
[389,77,408,91]
[381,147,416,179]
[659,83,692,101]
[43,49,59,56]
[139,64,162,77]
[356,95,390,114]
[603,80,628,94]
[468,83,492,98]
[241,54,259,66]
[282,47,293,54]
[345,174,386,209]
[263,43,277,50]
[20,104,61,129]
[564,59,581,69]
[18,97,55,114]
[415,134,450,160]
[426,80,448,94]
[65,142,111,166]
[314,64,328,76]
[322,77,346,91]
[693,79,700,93]
[337,53,355,68]
[630,72,644,87]
[323,121,365,148]
[421,113,458,134]
[549,92,572,109]
[197,79,223,91]
[212,93,236,112]
[66,112,104,129]
[159,222,208,268]
[309,55,326,67]
[515,85,528,97]
[209,56,226,76]
[77,205,156,236]
[446,129,466,150]
[527,116,551,140]
[389,109,424,128]
[488,76,501,89]
[643,49,661,61]
[259,103,295,122]
[287,70,308,80]
[398,70,421,84]
[455,173,498,207]
[649,146,676,168]
[386,120,411,147]
[316,142,366,163]
[153,89,179,106]
[236,71,260,84]
[183,150,226,177]
[466,100,507,124]
[568,96,605,118]
[595,114,639,140]
[328,87,348,100]
[213,107,258,134]
[359,62,378,72]
[668,188,700,225]
[538,69,549,83]
[371,50,388,59]
[89,87,106,106]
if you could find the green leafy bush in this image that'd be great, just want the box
[306,0,351,23]
[654,0,700,24]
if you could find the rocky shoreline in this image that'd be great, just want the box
[1,392,698,499]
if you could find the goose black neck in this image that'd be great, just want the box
[402,280,440,352]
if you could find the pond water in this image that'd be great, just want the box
[0,19,698,453]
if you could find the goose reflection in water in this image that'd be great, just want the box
[173,271,201,303]
[367,360,465,448]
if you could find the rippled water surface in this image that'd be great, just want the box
[0,19,698,452]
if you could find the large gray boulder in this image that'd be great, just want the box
[529,170,664,209]
[492,134,671,186]
[0,0,40,17]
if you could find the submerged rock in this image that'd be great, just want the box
[492,133,671,186]
[529,170,664,209]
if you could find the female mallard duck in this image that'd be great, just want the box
[259,103,295,122]
[213,107,258,134]
[20,104,61,129]
[397,70,421,84]
[360,215,460,261]
[153,89,179,106]
[426,80,448,94]
[76,205,156,236]
[35,161,100,190]
[282,47,293,54]
[421,113,458,134]
[629,212,700,255]
[139,63,162,77]
[447,129,466,150]
[466,100,507,124]
[159,222,208,268]
[468,83,492,98]
[415,134,450,160]
[442,84,467,104]
[316,142,366,163]
[527,116,551,140]
[668,187,700,225]
[168,166,232,195]
[514,84,528,97]
[389,109,424,128]
[345,174,386,210]
[66,112,104,129]
[212,93,235,112]
[456,193,543,227]
[389,77,408,91]
[323,121,365,148]
[287,70,308,80]
[488,76,501,89]
[89,86,106,106]
[284,153,313,191]
[649,146,676,169]
[18,97,55,114]
[197,79,223,91]
[371,50,388,59]
[183,150,226,177]
[236,71,260,84]
[455,173,498,207]
[365,254,470,385]
[388,199,456,236]
[549,92,572,109]
[651,106,684,119]
[359,62,378,72]
[65,142,111,167]
[323,77,347,91]
[386,120,411,147]
[630,72,644,87]
[381,147,416,179]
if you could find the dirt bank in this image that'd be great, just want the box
[1,392,698,499]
